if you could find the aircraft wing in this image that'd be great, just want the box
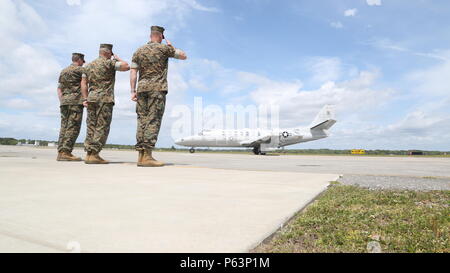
[240,135,272,146]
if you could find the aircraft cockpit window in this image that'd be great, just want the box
[199,130,213,136]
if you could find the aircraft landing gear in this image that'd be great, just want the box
[189,148,196,154]
[253,146,266,156]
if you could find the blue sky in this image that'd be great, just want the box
[1,0,449,150]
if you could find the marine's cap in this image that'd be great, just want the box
[99,44,113,51]
[151,26,165,34]
[72,53,85,59]
[72,53,85,63]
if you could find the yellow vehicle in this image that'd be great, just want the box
[351,149,366,155]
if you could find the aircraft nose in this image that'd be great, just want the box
[175,138,184,145]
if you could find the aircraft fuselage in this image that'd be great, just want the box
[175,128,327,148]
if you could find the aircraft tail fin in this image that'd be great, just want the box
[310,105,336,131]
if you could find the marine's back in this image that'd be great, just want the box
[132,42,175,92]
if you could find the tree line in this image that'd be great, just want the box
[1,137,448,155]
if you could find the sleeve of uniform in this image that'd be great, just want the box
[81,67,87,78]
[110,59,122,71]
[165,44,176,58]
[57,73,62,88]
[131,50,139,69]
[82,65,90,80]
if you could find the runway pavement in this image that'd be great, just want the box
[161,151,450,178]
[0,146,448,253]
[3,146,450,177]
[0,146,337,253]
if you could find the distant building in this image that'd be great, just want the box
[48,142,56,147]
[17,140,33,146]
[409,150,424,156]
[16,140,42,147]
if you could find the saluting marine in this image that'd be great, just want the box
[130,26,187,167]
[84,44,130,164]
[56,53,88,161]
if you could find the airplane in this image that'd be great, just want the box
[175,105,336,155]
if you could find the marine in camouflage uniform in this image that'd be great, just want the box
[130,26,187,167]
[56,53,87,161]
[84,44,130,164]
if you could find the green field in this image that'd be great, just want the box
[253,184,450,253]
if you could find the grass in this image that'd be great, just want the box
[253,184,450,253]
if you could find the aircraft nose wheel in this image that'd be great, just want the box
[189,148,196,154]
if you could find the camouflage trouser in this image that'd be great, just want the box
[58,105,83,153]
[84,102,114,153]
[135,91,167,151]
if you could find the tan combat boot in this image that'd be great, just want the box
[138,149,164,167]
[56,152,64,161]
[57,151,80,162]
[96,153,109,164]
[137,150,144,165]
[67,152,82,161]
[84,151,92,163]
[85,152,109,164]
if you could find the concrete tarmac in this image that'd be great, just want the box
[3,146,450,177]
[0,146,338,253]
[1,146,449,252]
[163,152,450,178]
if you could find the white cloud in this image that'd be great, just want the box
[308,57,343,84]
[370,38,449,61]
[326,54,450,150]
[3,98,33,110]
[0,0,60,112]
[330,21,343,29]
[344,8,357,17]
[387,111,444,136]
[182,0,220,12]
[367,0,382,6]
[343,109,450,150]
[0,112,60,140]
[248,70,393,128]
[66,0,81,6]
[0,0,46,37]
[406,51,450,97]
